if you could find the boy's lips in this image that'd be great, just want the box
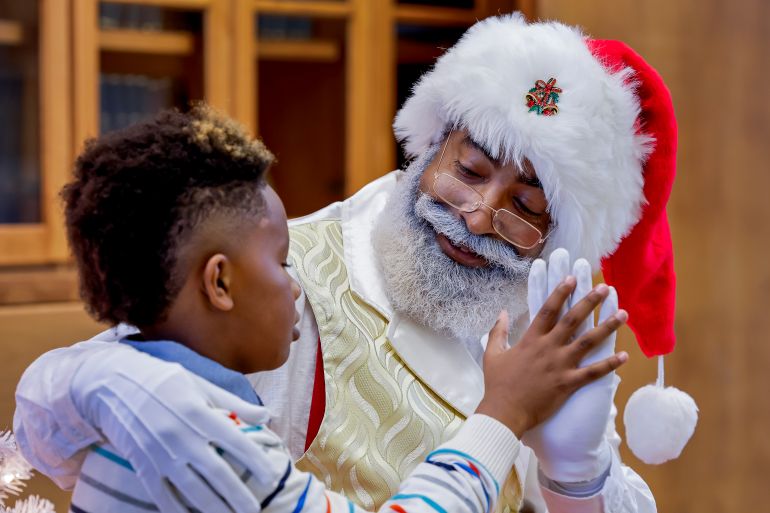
[435,232,488,268]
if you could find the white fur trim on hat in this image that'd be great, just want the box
[393,14,653,267]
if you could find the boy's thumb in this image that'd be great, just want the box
[484,310,510,360]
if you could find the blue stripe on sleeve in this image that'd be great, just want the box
[70,503,92,513]
[262,461,293,509]
[454,462,490,513]
[347,498,356,513]
[90,445,134,471]
[291,475,313,513]
[390,494,448,513]
[426,449,499,495]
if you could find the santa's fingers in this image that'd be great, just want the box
[527,258,548,324]
[570,258,594,337]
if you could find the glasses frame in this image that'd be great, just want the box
[430,128,553,250]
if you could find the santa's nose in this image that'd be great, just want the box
[460,207,495,237]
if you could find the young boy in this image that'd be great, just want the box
[57,105,626,513]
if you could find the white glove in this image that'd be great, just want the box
[522,248,618,483]
[71,344,276,513]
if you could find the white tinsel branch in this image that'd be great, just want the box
[0,431,32,504]
[3,495,56,513]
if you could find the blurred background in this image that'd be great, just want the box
[0,0,767,511]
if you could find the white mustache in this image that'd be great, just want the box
[413,193,532,278]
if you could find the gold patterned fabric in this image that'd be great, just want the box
[289,220,522,512]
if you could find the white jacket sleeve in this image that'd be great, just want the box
[13,326,137,489]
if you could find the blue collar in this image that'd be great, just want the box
[120,339,262,406]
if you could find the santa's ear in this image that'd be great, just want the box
[202,254,234,311]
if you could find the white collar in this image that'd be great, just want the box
[339,171,484,417]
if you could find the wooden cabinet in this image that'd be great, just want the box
[0,0,530,296]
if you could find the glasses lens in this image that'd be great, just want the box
[433,173,481,212]
[493,210,543,249]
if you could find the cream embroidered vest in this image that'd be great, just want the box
[290,220,523,513]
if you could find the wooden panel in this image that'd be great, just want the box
[0,226,48,265]
[39,0,71,263]
[345,0,395,196]
[395,4,477,25]
[0,19,23,45]
[231,0,256,133]
[259,59,346,217]
[99,28,196,55]
[203,0,230,111]
[254,1,352,18]
[0,302,107,513]
[104,0,212,7]
[258,39,339,62]
[0,267,79,305]
[536,1,770,512]
[72,0,99,149]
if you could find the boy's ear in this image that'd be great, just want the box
[202,254,234,311]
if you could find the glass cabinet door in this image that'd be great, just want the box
[0,2,39,225]
[0,0,70,265]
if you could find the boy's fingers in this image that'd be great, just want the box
[531,276,576,334]
[569,352,629,388]
[484,310,510,359]
[569,310,628,362]
[550,284,610,342]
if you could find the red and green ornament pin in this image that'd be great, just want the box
[526,78,562,116]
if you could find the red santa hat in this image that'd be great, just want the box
[394,13,697,464]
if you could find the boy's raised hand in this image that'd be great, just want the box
[476,269,627,441]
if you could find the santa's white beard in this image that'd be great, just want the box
[372,148,532,342]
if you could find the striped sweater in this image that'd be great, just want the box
[69,412,520,513]
[68,340,521,513]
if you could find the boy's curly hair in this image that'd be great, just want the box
[63,104,275,327]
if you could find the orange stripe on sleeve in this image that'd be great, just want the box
[390,504,408,513]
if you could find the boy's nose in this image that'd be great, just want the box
[291,278,301,301]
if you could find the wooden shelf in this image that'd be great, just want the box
[99,28,195,55]
[98,0,211,8]
[254,0,352,19]
[0,266,79,305]
[257,38,339,62]
[395,4,478,25]
[0,19,23,46]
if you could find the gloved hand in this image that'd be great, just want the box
[71,344,277,513]
[522,248,619,483]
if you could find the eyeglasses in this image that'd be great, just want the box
[429,130,553,250]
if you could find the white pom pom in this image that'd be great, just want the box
[623,382,698,464]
